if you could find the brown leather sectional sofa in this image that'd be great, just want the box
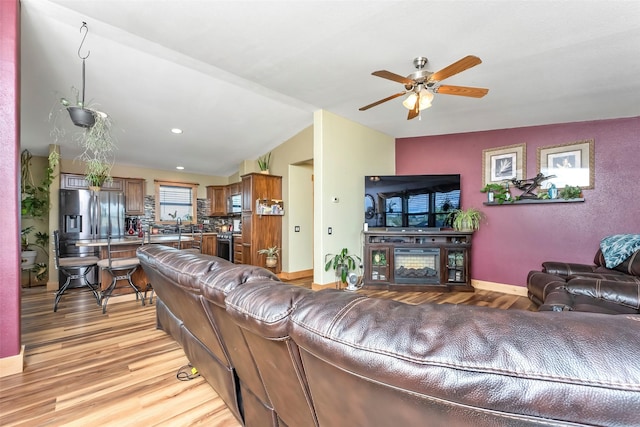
[138,244,640,427]
[528,249,640,313]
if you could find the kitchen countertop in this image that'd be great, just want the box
[75,235,194,247]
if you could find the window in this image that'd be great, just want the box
[154,180,198,224]
[383,189,460,228]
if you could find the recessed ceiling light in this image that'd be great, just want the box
[176,166,184,170]
[171,128,183,134]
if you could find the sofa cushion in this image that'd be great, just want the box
[199,264,280,307]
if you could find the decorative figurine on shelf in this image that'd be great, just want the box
[510,173,556,199]
[137,219,144,238]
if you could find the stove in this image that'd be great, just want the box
[217,232,233,262]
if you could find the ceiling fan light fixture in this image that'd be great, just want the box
[402,89,433,111]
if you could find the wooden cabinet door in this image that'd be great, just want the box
[241,175,253,212]
[61,173,124,191]
[202,234,217,256]
[206,185,226,216]
[124,179,145,215]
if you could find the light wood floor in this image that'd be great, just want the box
[0,280,535,426]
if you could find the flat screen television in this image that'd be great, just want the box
[364,174,461,229]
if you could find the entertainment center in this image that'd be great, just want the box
[363,229,473,292]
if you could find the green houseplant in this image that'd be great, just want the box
[257,152,271,173]
[480,183,511,204]
[21,226,50,280]
[448,207,485,232]
[559,185,583,200]
[257,246,279,268]
[324,248,362,288]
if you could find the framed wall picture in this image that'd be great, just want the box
[482,143,526,186]
[537,139,594,189]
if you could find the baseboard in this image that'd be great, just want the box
[46,280,58,291]
[472,279,528,297]
[0,345,25,377]
[278,269,313,281]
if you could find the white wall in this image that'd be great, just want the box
[313,110,395,285]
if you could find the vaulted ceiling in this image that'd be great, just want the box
[19,0,640,176]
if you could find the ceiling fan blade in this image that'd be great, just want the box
[359,92,407,111]
[436,85,489,98]
[372,70,414,86]
[429,55,482,82]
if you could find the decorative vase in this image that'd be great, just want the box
[21,250,37,269]
[260,169,270,175]
[265,256,277,268]
[89,185,101,192]
[67,106,95,128]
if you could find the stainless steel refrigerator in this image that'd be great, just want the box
[58,189,126,287]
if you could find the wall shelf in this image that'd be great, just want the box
[484,198,584,206]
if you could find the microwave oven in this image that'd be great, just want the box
[227,194,241,214]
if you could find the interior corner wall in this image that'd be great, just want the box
[314,110,395,285]
[396,116,640,287]
[0,0,22,360]
[268,125,314,274]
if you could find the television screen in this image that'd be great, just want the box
[364,174,461,229]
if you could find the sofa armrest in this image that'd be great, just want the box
[527,271,567,304]
[538,289,574,311]
[542,261,596,277]
[565,277,640,311]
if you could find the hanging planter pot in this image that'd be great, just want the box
[67,106,95,128]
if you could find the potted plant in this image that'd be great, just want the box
[84,158,112,191]
[447,207,485,232]
[21,149,60,219]
[324,248,362,289]
[559,185,583,200]
[257,152,271,174]
[257,246,279,268]
[480,183,511,204]
[20,226,49,280]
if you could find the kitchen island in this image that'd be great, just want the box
[76,235,194,294]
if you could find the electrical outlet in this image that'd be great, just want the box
[328,227,332,235]
[294,226,300,232]
[203,219,210,224]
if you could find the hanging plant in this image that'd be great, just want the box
[20,148,60,219]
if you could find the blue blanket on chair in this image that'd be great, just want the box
[600,234,640,268]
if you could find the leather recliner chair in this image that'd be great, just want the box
[527,248,640,313]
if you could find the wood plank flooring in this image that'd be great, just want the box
[1,280,535,426]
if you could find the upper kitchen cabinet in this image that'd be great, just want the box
[61,173,124,192]
[206,185,227,216]
[227,182,240,197]
[124,178,146,215]
[241,173,282,213]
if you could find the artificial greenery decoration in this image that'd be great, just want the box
[324,248,362,284]
[257,152,272,171]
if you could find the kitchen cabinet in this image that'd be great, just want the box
[124,178,145,215]
[241,173,282,273]
[202,234,217,256]
[206,185,227,216]
[227,182,240,196]
[233,233,243,264]
[61,173,124,192]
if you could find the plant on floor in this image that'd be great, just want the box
[447,207,485,232]
[258,246,279,268]
[21,226,50,281]
[324,248,362,285]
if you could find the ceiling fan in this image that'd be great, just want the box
[359,55,489,120]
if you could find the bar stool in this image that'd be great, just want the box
[53,230,101,312]
[182,227,203,254]
[98,234,145,314]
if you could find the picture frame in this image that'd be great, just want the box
[537,139,594,189]
[482,143,526,186]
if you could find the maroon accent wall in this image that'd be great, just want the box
[396,117,640,287]
[0,0,21,358]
